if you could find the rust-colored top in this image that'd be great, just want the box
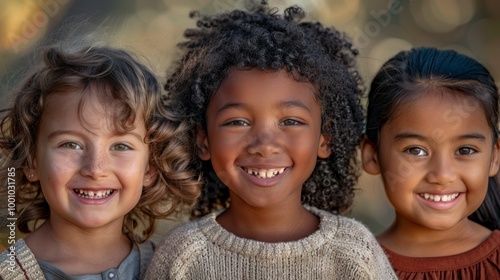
[382,230,500,280]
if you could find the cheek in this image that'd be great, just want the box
[464,171,489,199]
[210,152,234,186]
[296,145,318,166]
[37,152,75,182]
[113,156,150,182]
[211,134,242,162]
[291,131,318,150]
[117,157,144,173]
[379,160,419,195]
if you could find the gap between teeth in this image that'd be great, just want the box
[74,189,113,199]
[244,167,286,179]
[420,193,459,202]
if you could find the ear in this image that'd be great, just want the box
[23,165,39,182]
[317,134,331,159]
[196,126,210,161]
[143,164,158,187]
[488,139,500,176]
[361,136,381,175]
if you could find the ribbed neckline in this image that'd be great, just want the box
[197,206,339,258]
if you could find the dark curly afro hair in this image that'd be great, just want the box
[164,0,365,218]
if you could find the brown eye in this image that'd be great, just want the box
[405,147,427,156]
[456,147,476,155]
[280,119,304,126]
[224,120,249,126]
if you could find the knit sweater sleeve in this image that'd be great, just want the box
[331,215,398,279]
[144,220,204,280]
[0,239,45,280]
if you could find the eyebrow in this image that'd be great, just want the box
[216,100,312,114]
[394,132,487,142]
[48,130,144,142]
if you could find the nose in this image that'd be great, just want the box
[425,153,457,185]
[246,125,281,157]
[80,148,109,179]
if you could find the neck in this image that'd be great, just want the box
[25,217,131,275]
[217,201,319,242]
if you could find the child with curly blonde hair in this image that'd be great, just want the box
[0,42,200,279]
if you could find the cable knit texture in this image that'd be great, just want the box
[145,207,397,279]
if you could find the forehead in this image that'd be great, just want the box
[392,90,483,119]
[209,68,319,111]
[384,90,490,138]
[41,88,144,135]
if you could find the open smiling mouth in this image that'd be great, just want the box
[419,193,459,202]
[242,167,286,179]
[74,189,115,199]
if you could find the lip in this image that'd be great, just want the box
[416,192,463,211]
[71,188,117,205]
[239,166,289,187]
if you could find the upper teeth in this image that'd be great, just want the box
[420,193,459,202]
[74,189,113,199]
[244,167,285,179]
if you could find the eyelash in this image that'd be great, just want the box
[223,120,249,126]
[61,142,82,150]
[404,147,427,157]
[112,143,132,151]
[223,119,305,126]
[280,119,305,126]
[456,147,477,155]
[404,146,478,157]
[60,142,132,151]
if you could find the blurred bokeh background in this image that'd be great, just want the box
[1,0,499,246]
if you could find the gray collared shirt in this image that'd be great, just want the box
[38,240,154,280]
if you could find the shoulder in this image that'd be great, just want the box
[155,215,210,253]
[309,206,377,240]
[489,229,500,244]
[481,230,500,257]
[0,239,45,280]
[476,230,500,271]
[309,207,397,279]
[138,238,156,254]
[137,239,156,277]
[145,213,218,279]
[309,206,385,255]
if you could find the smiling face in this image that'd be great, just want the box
[27,88,155,231]
[198,69,331,210]
[362,90,500,232]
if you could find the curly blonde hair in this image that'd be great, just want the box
[0,44,201,243]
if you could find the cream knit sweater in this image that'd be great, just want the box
[145,207,397,279]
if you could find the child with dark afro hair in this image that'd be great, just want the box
[146,1,397,279]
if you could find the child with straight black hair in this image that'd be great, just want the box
[362,46,500,279]
[145,1,397,279]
